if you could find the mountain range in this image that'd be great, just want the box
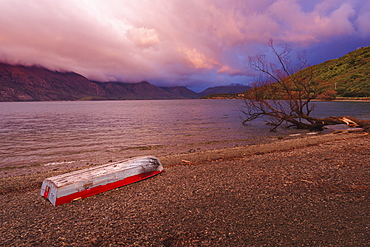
[0,63,249,101]
[3,45,366,102]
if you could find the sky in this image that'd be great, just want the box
[0,0,369,92]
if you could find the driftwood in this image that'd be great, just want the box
[292,116,370,132]
[340,116,370,131]
[292,116,370,131]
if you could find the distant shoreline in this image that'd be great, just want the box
[202,95,370,101]
[313,97,370,102]
[332,97,370,102]
[1,96,370,102]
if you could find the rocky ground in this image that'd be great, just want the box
[0,132,369,246]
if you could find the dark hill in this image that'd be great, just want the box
[118,81,175,99]
[199,84,251,97]
[95,81,177,99]
[160,86,200,98]
[0,63,199,101]
[93,81,139,99]
[0,63,106,101]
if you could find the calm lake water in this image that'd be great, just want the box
[1,99,369,172]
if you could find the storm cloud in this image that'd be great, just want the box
[0,0,369,91]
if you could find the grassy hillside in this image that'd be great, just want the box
[201,47,369,100]
[299,46,370,98]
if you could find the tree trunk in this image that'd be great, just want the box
[280,116,370,132]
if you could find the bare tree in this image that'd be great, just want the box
[242,39,369,132]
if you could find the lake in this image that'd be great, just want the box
[1,99,369,173]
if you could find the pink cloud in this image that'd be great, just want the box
[266,0,356,44]
[0,0,368,88]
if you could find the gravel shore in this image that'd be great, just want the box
[1,132,369,246]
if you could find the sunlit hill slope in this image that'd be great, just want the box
[290,46,370,98]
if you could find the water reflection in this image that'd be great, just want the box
[0,100,369,169]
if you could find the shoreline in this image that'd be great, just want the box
[0,129,331,178]
[159,131,368,167]
[1,131,369,246]
[0,130,365,179]
[0,131,367,182]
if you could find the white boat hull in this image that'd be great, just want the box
[40,156,163,206]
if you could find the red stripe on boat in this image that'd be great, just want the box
[55,170,162,206]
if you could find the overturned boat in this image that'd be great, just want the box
[41,156,163,206]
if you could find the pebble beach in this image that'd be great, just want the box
[1,131,369,246]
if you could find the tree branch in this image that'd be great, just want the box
[242,40,369,132]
